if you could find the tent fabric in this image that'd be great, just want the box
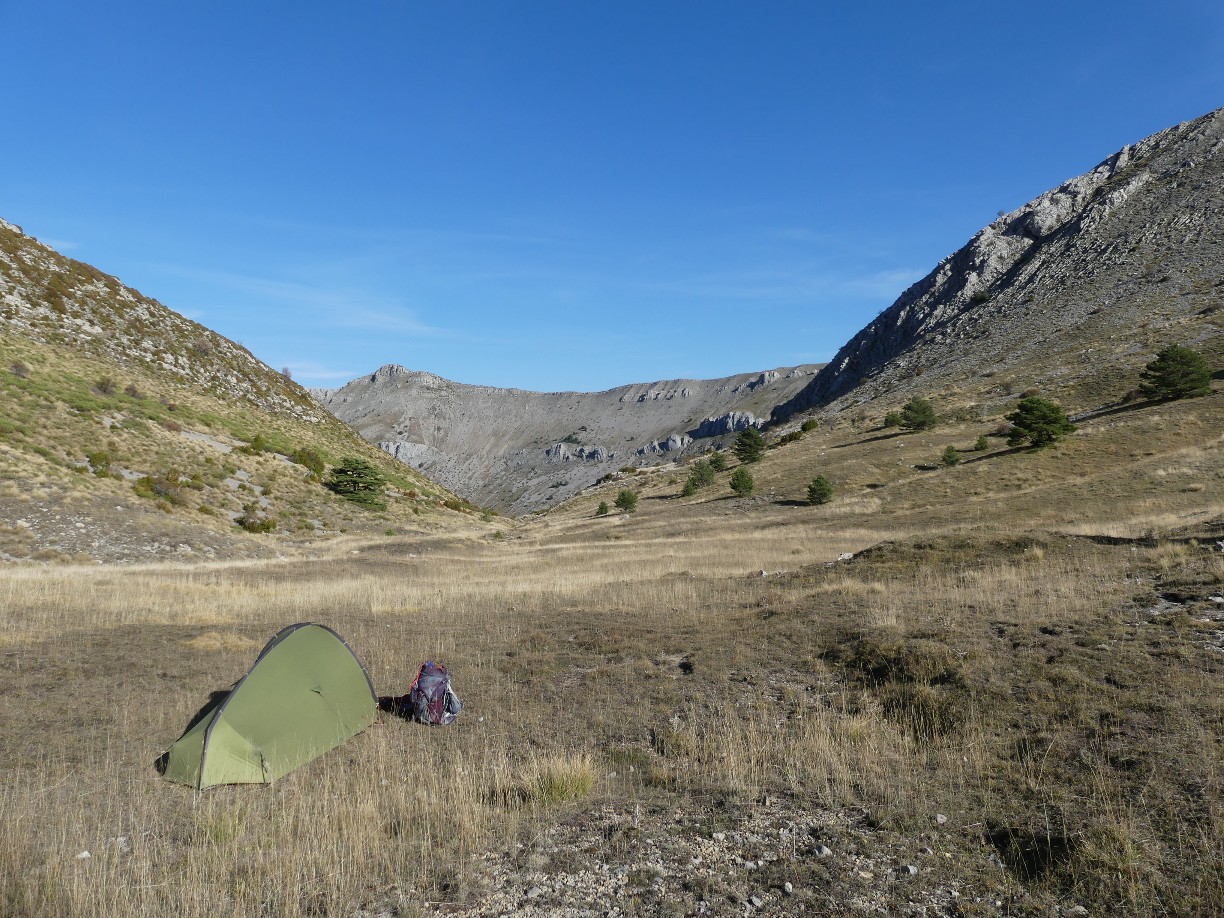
[163,623,376,790]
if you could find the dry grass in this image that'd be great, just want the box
[1,385,1221,916]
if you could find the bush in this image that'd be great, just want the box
[801,418,819,432]
[133,469,188,506]
[684,459,715,492]
[973,434,989,451]
[595,501,609,517]
[899,397,937,431]
[290,446,325,477]
[776,430,803,446]
[680,480,697,497]
[730,467,754,497]
[883,411,903,428]
[85,450,111,477]
[237,512,277,533]
[123,383,142,399]
[1006,396,1076,448]
[708,451,727,471]
[807,476,832,505]
[941,445,961,466]
[1138,345,1212,400]
[733,427,766,464]
[237,434,272,455]
[614,490,638,513]
[324,458,387,509]
[9,362,29,379]
[94,377,116,396]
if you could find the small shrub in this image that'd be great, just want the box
[776,430,803,446]
[708,451,727,471]
[970,289,990,304]
[161,418,183,433]
[807,476,832,505]
[883,411,903,428]
[237,433,271,455]
[85,450,111,476]
[974,434,989,451]
[614,490,638,513]
[237,511,277,533]
[123,383,142,399]
[801,418,818,432]
[730,467,754,497]
[9,362,29,379]
[290,447,325,477]
[94,377,116,396]
[680,480,697,497]
[595,501,609,516]
[941,445,961,466]
[133,469,188,506]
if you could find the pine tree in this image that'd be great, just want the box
[324,457,387,509]
[807,476,832,505]
[730,467,754,497]
[1006,397,1076,448]
[941,445,961,466]
[1138,345,1212,401]
[708,451,727,471]
[733,427,766,464]
[614,489,638,513]
[899,397,938,431]
[595,501,609,516]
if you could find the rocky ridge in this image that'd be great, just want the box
[774,106,1224,422]
[317,364,820,515]
[0,218,324,424]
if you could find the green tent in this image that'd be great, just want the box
[163,623,377,790]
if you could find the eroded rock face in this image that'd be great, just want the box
[690,412,763,439]
[636,434,693,456]
[774,106,1224,421]
[318,365,819,515]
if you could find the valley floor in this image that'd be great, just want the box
[1,392,1222,917]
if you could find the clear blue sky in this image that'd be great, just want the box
[4,1,1222,392]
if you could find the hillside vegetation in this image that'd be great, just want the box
[0,219,478,562]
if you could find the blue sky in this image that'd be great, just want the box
[4,1,1223,392]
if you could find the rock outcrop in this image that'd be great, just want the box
[774,106,1224,421]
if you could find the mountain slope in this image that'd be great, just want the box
[0,219,465,562]
[317,362,821,514]
[774,106,1224,422]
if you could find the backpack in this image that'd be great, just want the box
[402,661,462,725]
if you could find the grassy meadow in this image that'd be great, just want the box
[1,388,1222,916]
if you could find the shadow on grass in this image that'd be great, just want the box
[957,445,1030,465]
[830,429,908,449]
